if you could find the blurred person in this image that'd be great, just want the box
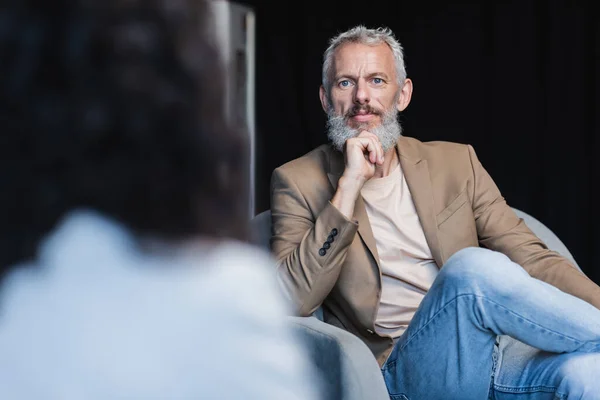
[0,0,320,398]
[271,25,600,399]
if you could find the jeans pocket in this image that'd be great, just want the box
[390,395,409,400]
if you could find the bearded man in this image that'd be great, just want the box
[270,25,600,399]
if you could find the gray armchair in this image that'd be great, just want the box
[250,208,582,400]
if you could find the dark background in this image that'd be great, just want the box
[239,0,599,284]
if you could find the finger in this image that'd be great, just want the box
[377,140,385,165]
[358,130,377,140]
[364,134,382,165]
[354,137,378,164]
[359,131,384,164]
[366,137,380,164]
[371,136,384,165]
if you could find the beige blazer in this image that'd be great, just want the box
[270,136,600,366]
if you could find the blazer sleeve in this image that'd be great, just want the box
[468,145,600,309]
[270,167,358,317]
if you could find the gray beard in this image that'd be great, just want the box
[326,107,403,153]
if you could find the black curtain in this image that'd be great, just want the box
[241,0,599,285]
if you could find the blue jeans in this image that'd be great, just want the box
[381,247,600,400]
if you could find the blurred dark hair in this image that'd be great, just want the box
[0,0,249,273]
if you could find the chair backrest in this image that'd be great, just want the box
[510,208,581,272]
[250,209,272,250]
[250,207,581,272]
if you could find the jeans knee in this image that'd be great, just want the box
[556,354,600,398]
[438,247,526,293]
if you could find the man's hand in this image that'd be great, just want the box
[343,130,385,184]
[331,131,384,220]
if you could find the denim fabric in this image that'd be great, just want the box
[382,247,600,400]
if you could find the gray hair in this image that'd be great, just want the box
[322,25,407,95]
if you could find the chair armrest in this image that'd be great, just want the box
[287,316,390,400]
[511,207,582,272]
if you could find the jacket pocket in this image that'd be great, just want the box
[437,188,468,226]
[437,188,478,259]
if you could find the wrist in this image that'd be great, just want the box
[331,175,363,220]
[338,174,365,196]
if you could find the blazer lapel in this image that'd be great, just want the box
[353,195,381,267]
[326,138,445,268]
[327,151,381,268]
[397,137,444,267]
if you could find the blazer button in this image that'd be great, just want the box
[322,242,330,249]
[327,235,334,243]
[318,248,326,256]
[331,228,338,236]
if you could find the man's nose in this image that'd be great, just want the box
[353,80,370,105]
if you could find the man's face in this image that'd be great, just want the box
[321,42,408,152]
[328,42,400,129]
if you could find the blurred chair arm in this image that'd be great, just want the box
[288,316,390,400]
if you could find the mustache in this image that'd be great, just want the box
[346,105,383,118]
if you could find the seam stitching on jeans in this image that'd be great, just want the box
[493,383,557,393]
[399,293,587,353]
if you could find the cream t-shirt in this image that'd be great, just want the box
[361,164,439,339]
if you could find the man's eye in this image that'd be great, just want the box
[372,78,383,85]
[339,80,352,88]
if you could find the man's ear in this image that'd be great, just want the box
[396,78,413,112]
[319,85,329,113]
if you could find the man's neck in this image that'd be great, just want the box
[373,147,399,179]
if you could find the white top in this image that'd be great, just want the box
[0,210,320,399]
[361,165,439,339]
